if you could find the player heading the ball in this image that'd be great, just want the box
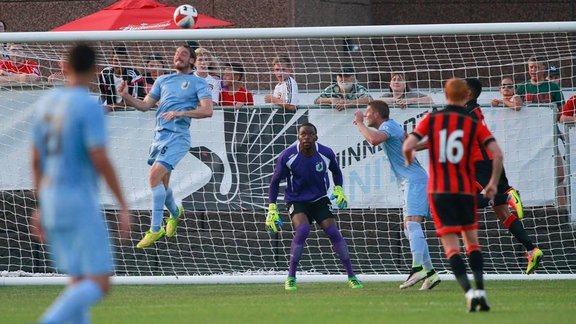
[119,45,213,249]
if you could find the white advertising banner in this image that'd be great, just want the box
[0,103,555,209]
[309,107,555,208]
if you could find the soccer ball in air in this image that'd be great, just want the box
[173,4,198,29]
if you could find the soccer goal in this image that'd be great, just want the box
[1,22,576,285]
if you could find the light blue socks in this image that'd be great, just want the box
[40,279,103,324]
[151,184,166,232]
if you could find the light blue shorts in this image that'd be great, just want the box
[401,181,430,218]
[41,190,114,277]
[148,133,190,170]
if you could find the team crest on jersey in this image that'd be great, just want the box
[315,162,324,172]
[181,80,190,90]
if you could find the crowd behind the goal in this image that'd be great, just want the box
[0,39,571,205]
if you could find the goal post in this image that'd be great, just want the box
[1,22,576,285]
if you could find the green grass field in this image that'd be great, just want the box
[1,280,574,323]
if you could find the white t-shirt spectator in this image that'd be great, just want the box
[195,72,221,104]
[273,76,299,105]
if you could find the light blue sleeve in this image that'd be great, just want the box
[382,120,405,140]
[378,120,393,139]
[83,100,107,149]
[149,74,163,101]
[196,77,212,100]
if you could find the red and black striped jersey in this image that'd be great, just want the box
[465,101,493,161]
[412,105,495,195]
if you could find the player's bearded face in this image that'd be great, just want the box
[174,48,192,71]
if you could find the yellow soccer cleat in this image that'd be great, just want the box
[166,205,183,238]
[507,188,524,219]
[136,228,166,249]
[526,247,544,274]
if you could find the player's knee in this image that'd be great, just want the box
[149,164,168,186]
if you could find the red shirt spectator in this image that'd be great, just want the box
[0,59,40,76]
[560,95,576,122]
[219,87,254,107]
[219,62,254,108]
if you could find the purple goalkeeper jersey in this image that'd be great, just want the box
[269,142,343,203]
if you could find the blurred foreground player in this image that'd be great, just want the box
[31,43,131,323]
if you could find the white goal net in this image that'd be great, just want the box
[1,23,576,283]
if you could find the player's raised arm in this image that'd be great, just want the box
[118,80,158,112]
[353,104,389,146]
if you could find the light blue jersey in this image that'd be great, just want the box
[149,73,212,139]
[379,119,428,184]
[379,119,429,217]
[32,87,113,275]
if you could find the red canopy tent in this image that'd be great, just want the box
[51,0,234,31]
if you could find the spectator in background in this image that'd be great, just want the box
[546,64,561,85]
[219,62,254,109]
[0,43,41,83]
[194,47,221,105]
[515,56,563,109]
[379,72,433,108]
[0,20,8,60]
[98,46,145,108]
[314,65,372,111]
[143,53,165,94]
[491,77,523,111]
[516,55,566,205]
[48,59,66,83]
[264,55,298,112]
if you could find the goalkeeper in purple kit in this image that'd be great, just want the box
[267,122,363,290]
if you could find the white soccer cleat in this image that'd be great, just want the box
[419,272,441,290]
[465,289,478,312]
[475,289,490,312]
[399,267,428,289]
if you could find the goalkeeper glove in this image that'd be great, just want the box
[330,185,348,209]
[265,203,283,233]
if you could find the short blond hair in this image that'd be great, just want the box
[194,47,211,57]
